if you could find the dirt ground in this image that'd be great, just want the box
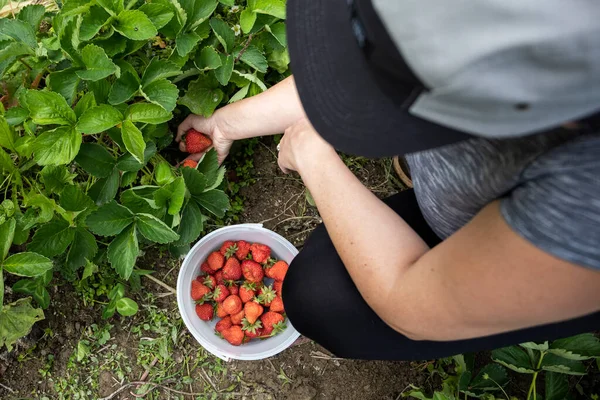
[0,139,423,399]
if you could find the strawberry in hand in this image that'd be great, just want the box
[183,129,212,154]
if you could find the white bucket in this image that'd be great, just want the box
[177,224,301,361]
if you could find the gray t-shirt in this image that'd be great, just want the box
[405,129,600,271]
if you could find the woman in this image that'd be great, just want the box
[178,0,600,360]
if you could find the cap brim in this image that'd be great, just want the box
[287,0,469,157]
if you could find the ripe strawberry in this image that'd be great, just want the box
[266,260,289,281]
[239,282,256,303]
[228,283,239,295]
[250,243,271,264]
[242,318,263,338]
[182,159,198,169]
[191,280,211,301]
[214,270,225,284]
[222,295,242,315]
[184,129,212,154]
[200,262,214,275]
[215,316,232,334]
[216,302,228,318]
[203,275,217,289]
[222,325,244,346]
[195,303,214,321]
[220,241,238,258]
[257,285,276,307]
[235,240,251,260]
[273,281,283,297]
[231,309,245,325]
[244,301,264,324]
[222,257,242,280]
[260,312,285,336]
[269,296,285,313]
[242,260,264,283]
[243,327,264,339]
[207,251,225,271]
[213,284,230,303]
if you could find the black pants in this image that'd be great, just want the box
[282,190,600,360]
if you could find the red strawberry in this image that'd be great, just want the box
[244,327,263,339]
[266,260,289,281]
[260,312,285,336]
[207,252,225,271]
[231,309,245,325]
[214,270,225,284]
[250,243,271,264]
[195,303,214,321]
[184,129,212,154]
[228,283,239,296]
[191,280,211,301]
[257,285,276,307]
[215,316,232,334]
[182,159,198,169]
[222,257,242,280]
[242,318,263,338]
[239,281,256,303]
[269,296,285,313]
[242,260,264,283]
[203,275,217,289]
[244,301,264,324]
[273,281,283,297]
[200,262,214,275]
[216,302,228,318]
[213,284,230,303]
[235,240,251,260]
[220,241,238,258]
[222,325,244,346]
[222,295,243,315]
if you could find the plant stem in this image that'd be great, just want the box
[526,351,546,400]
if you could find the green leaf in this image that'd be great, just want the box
[469,364,509,390]
[57,17,83,65]
[136,213,179,243]
[33,126,82,166]
[0,298,44,351]
[116,297,138,316]
[74,92,97,119]
[194,189,229,218]
[266,22,286,47]
[182,167,207,196]
[40,166,76,194]
[76,340,90,361]
[491,346,535,374]
[548,333,600,360]
[118,122,145,166]
[125,103,171,124]
[0,18,36,48]
[61,0,95,18]
[116,142,157,172]
[240,9,257,34]
[186,0,218,30]
[521,342,550,351]
[540,354,587,375]
[97,0,124,15]
[86,200,134,236]
[28,220,75,258]
[196,46,222,71]
[197,148,219,183]
[3,252,53,277]
[75,143,116,178]
[0,116,16,152]
[209,18,234,53]
[46,68,80,107]
[141,58,181,86]
[12,278,50,309]
[179,75,223,117]
[81,260,98,280]
[175,200,203,245]
[139,3,174,30]
[79,5,111,41]
[107,225,138,280]
[17,4,46,31]
[267,47,290,73]
[23,90,76,126]
[66,228,98,273]
[176,31,201,56]
[4,107,29,126]
[236,45,268,73]
[232,70,267,91]
[228,84,250,104]
[60,185,95,213]
[76,44,120,81]
[155,161,175,186]
[108,71,139,105]
[141,79,179,112]
[88,167,120,205]
[113,10,158,40]
[77,105,123,134]
[249,0,286,19]
[0,218,16,261]
[154,177,186,215]
[120,187,160,216]
[545,371,569,400]
[0,42,34,78]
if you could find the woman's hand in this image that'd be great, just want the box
[176,111,233,164]
[277,118,336,174]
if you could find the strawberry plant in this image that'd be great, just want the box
[0,0,289,350]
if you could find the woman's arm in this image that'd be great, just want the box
[177,76,305,163]
[278,119,600,341]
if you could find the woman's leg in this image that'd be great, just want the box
[283,189,600,360]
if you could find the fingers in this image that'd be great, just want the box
[186,153,205,162]
[176,115,195,143]
[179,141,187,152]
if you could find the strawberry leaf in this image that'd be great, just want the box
[76,44,120,82]
[77,105,124,134]
[107,225,138,280]
[113,10,158,41]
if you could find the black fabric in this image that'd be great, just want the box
[286,0,472,158]
[283,190,600,361]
